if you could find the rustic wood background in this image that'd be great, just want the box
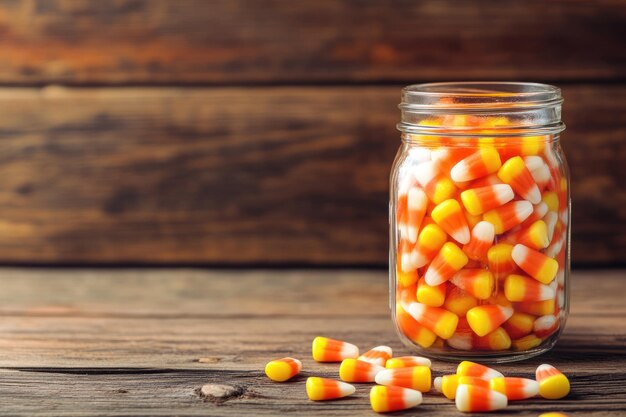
[0,0,623,266]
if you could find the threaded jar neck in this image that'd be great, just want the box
[398,82,565,138]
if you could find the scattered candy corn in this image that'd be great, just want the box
[264,357,302,382]
[385,355,432,369]
[536,364,570,399]
[339,359,385,383]
[490,377,539,400]
[306,377,355,401]
[375,366,431,392]
[358,346,393,367]
[370,385,423,413]
[455,385,508,412]
[457,361,503,380]
[434,374,490,399]
[312,337,359,362]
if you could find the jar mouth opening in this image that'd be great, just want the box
[400,82,563,110]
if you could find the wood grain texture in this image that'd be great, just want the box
[0,0,623,84]
[0,268,623,416]
[0,85,622,265]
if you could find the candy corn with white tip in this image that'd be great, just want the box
[410,223,448,268]
[490,377,539,400]
[483,200,533,234]
[375,366,431,392]
[497,156,541,204]
[534,315,560,338]
[432,147,475,173]
[444,287,478,317]
[455,385,508,412]
[414,161,458,204]
[460,183,514,217]
[505,220,550,250]
[512,334,543,351]
[512,244,559,284]
[431,199,471,244]
[425,242,469,286]
[417,277,447,307]
[406,301,459,339]
[396,303,438,348]
[385,356,432,369]
[524,156,551,191]
[450,269,495,300]
[536,364,570,399]
[451,148,502,182]
[306,377,355,401]
[434,374,490,399]
[519,201,549,228]
[463,221,495,260]
[370,385,422,413]
[265,357,302,382]
[407,187,428,243]
[544,211,558,242]
[502,312,535,339]
[339,359,385,383]
[504,274,555,302]
[466,305,514,337]
[358,346,393,367]
[312,337,359,362]
[456,361,503,380]
[399,238,416,273]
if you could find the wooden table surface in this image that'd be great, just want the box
[0,268,624,416]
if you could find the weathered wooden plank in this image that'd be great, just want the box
[0,86,622,265]
[0,368,623,416]
[0,0,624,84]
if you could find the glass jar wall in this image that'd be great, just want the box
[390,82,570,362]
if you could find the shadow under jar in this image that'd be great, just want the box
[390,82,570,363]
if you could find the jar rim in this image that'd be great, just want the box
[398,82,565,136]
[400,82,563,110]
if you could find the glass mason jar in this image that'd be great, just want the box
[390,82,570,362]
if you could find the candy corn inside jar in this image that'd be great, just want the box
[391,82,569,362]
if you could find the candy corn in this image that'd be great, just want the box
[434,375,490,399]
[306,377,355,401]
[534,315,559,338]
[536,364,570,399]
[525,156,551,191]
[489,377,539,400]
[385,356,431,369]
[370,385,422,413]
[417,277,447,307]
[444,286,478,317]
[502,312,535,339]
[512,334,543,351]
[498,156,541,204]
[414,161,458,204]
[516,299,556,316]
[425,242,469,286]
[512,244,559,284]
[466,305,514,337]
[487,243,517,277]
[358,346,392,367]
[483,200,533,234]
[396,303,438,348]
[460,184,514,216]
[410,223,448,268]
[456,361,503,380]
[375,366,432,392]
[339,359,385,383]
[451,148,502,182]
[312,337,359,362]
[265,357,302,382]
[519,201,549,228]
[407,187,428,243]
[448,318,511,351]
[450,269,495,300]
[455,385,508,412]
[504,274,555,302]
[431,199,471,244]
[406,302,459,339]
[504,220,550,250]
[463,221,495,260]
